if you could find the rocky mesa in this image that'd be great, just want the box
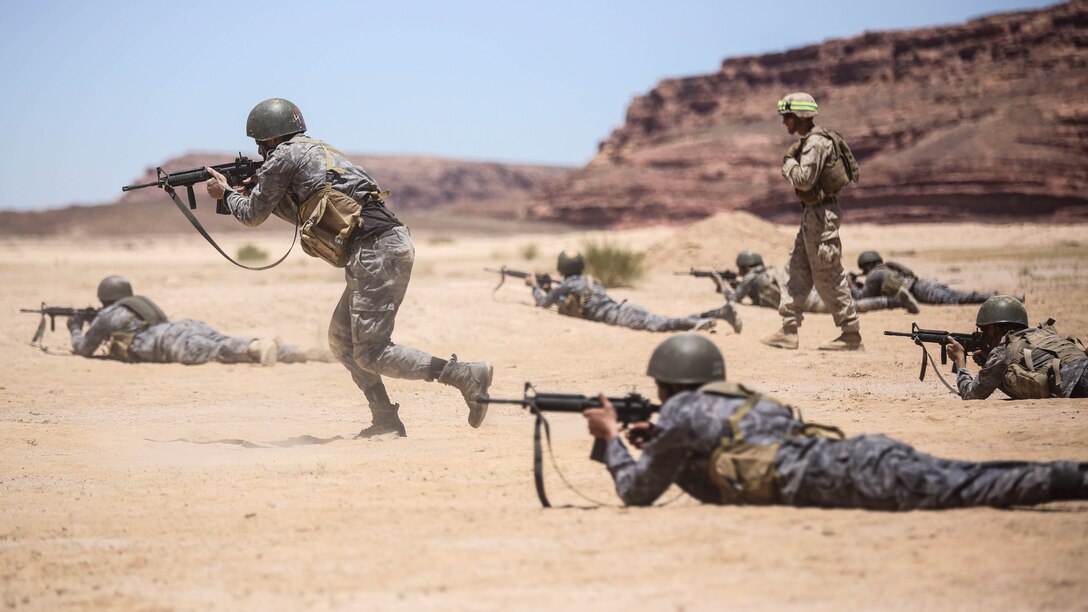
[530,1,1088,226]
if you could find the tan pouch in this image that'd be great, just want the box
[1002,363,1051,399]
[293,137,365,268]
[709,441,780,503]
[108,331,137,362]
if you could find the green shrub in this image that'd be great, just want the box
[583,239,645,288]
[428,235,455,245]
[519,242,539,261]
[237,243,268,262]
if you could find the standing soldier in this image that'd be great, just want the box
[761,93,862,351]
[204,98,493,438]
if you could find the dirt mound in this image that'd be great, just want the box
[645,211,794,271]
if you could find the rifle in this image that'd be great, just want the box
[477,382,659,507]
[884,323,984,389]
[485,266,554,294]
[20,304,99,346]
[122,154,263,215]
[677,268,739,288]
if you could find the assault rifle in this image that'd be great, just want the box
[884,323,984,384]
[477,382,659,507]
[677,268,739,288]
[20,304,99,345]
[486,266,554,294]
[122,154,263,215]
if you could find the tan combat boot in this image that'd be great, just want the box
[818,331,864,351]
[760,326,799,350]
[247,339,279,366]
[438,355,494,428]
[891,287,920,314]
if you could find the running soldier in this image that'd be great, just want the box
[204,98,492,437]
[526,251,729,333]
[948,295,1088,400]
[68,275,327,365]
[762,93,862,351]
[581,334,1088,508]
[717,250,917,315]
[853,251,1023,305]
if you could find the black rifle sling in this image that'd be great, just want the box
[532,409,553,508]
[916,339,959,395]
[163,184,297,271]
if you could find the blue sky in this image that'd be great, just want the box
[0,0,1056,210]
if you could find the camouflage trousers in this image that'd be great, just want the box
[131,319,312,365]
[911,278,996,305]
[779,201,859,332]
[775,434,1083,510]
[806,291,895,314]
[593,300,707,332]
[328,227,435,410]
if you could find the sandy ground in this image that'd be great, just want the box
[1,214,1086,610]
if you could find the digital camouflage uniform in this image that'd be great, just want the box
[224,134,490,431]
[779,133,860,334]
[532,275,714,332]
[68,300,314,364]
[732,265,902,314]
[856,262,999,305]
[605,388,1088,509]
[957,324,1088,400]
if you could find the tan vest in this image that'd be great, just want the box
[701,382,843,504]
[556,275,594,318]
[108,296,168,362]
[999,322,1088,399]
[795,127,855,206]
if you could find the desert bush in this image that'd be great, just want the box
[237,243,268,262]
[583,238,645,288]
[519,242,539,261]
[428,235,455,245]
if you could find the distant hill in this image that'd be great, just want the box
[0,153,571,237]
[530,1,1088,226]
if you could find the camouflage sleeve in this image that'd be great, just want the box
[956,347,1011,400]
[532,277,577,308]
[67,305,130,357]
[859,270,884,298]
[226,146,298,227]
[604,401,694,506]
[730,271,759,304]
[781,134,832,192]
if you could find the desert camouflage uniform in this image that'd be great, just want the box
[533,275,709,332]
[856,262,998,305]
[225,136,479,427]
[67,302,311,364]
[956,328,1088,400]
[780,135,859,332]
[605,389,1086,508]
[731,265,895,314]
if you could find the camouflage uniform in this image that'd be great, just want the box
[780,136,860,334]
[732,265,898,314]
[956,326,1088,400]
[67,301,312,364]
[532,275,711,332]
[856,262,998,305]
[225,135,488,430]
[605,389,1087,508]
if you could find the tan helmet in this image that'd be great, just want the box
[246,98,307,141]
[777,92,818,118]
[646,334,726,384]
[97,275,133,304]
[557,250,585,276]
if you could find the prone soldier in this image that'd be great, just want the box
[581,334,1088,508]
[854,251,1023,306]
[948,295,1088,400]
[67,275,328,366]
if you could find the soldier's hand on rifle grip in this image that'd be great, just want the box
[523,276,537,288]
[239,176,256,196]
[946,336,967,372]
[627,422,655,449]
[204,167,230,200]
[583,393,620,441]
[708,271,725,293]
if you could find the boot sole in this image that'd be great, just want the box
[468,364,494,429]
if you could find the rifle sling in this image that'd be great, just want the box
[532,409,553,508]
[917,340,960,395]
[163,184,297,271]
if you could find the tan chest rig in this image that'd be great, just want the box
[291,136,385,268]
[999,321,1088,399]
[556,275,594,318]
[107,296,168,362]
[794,127,859,206]
[702,381,843,504]
[753,268,782,308]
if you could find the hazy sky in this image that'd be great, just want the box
[0,0,1056,211]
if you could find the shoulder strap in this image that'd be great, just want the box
[115,295,168,325]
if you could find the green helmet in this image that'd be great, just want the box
[557,250,585,276]
[777,92,818,118]
[976,295,1029,328]
[246,98,307,141]
[857,251,883,268]
[646,334,726,385]
[736,250,763,268]
[97,275,133,304]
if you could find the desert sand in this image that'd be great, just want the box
[2,213,1086,610]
